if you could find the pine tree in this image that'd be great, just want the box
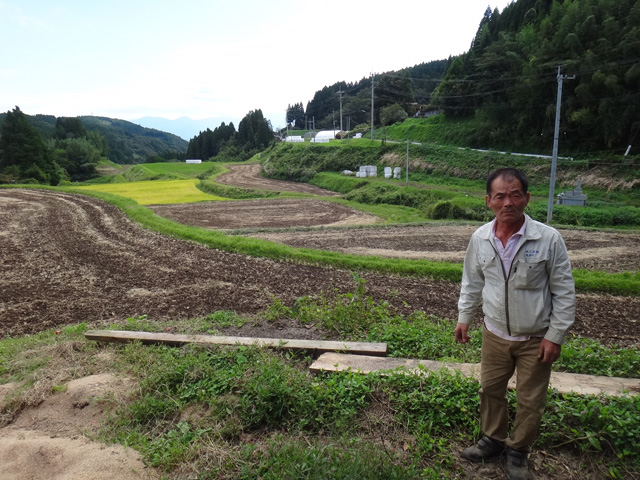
[0,106,60,185]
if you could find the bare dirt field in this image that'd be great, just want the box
[1,170,639,479]
[151,198,379,230]
[2,188,638,346]
[215,163,339,196]
[249,225,640,273]
[0,189,455,340]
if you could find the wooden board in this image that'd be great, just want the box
[84,330,387,356]
[310,352,640,397]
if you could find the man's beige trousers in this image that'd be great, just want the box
[479,328,553,452]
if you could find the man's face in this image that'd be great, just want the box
[486,175,530,226]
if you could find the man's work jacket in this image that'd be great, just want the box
[458,215,576,345]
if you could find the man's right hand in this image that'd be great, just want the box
[454,323,471,344]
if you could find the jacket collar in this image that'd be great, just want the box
[478,214,542,241]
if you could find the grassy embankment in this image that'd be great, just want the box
[2,288,639,479]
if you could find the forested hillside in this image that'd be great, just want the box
[291,59,449,130]
[291,0,639,156]
[80,116,188,163]
[0,111,188,165]
[433,0,640,154]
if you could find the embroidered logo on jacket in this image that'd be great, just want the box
[524,249,540,258]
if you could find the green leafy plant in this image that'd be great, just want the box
[558,337,640,378]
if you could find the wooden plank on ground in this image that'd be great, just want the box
[84,330,387,356]
[309,352,640,397]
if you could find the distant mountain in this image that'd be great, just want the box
[0,112,189,164]
[79,116,188,163]
[132,116,241,141]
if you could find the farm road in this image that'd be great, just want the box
[1,188,638,347]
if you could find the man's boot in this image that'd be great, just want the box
[505,447,528,480]
[462,436,505,463]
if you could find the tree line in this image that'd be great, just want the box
[186,109,275,162]
[0,107,107,185]
[433,0,640,154]
[288,0,639,155]
[287,58,449,132]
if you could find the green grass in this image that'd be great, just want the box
[326,196,429,224]
[198,179,280,200]
[140,162,214,176]
[122,162,215,182]
[2,285,640,479]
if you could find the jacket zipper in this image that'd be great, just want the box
[490,239,526,337]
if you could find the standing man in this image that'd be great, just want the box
[455,168,575,480]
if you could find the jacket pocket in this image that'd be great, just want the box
[511,258,548,290]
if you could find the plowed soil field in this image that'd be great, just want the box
[215,163,339,196]
[1,186,639,348]
[1,172,639,480]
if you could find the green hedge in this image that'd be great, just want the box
[528,202,640,227]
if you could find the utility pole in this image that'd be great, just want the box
[337,90,344,133]
[546,66,575,224]
[406,140,409,184]
[370,73,375,141]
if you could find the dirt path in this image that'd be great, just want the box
[216,163,339,196]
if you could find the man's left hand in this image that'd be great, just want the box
[538,339,561,364]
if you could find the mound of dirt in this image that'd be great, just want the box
[0,374,155,480]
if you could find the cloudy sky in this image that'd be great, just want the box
[1,0,513,129]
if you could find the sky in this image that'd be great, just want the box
[0,0,514,131]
